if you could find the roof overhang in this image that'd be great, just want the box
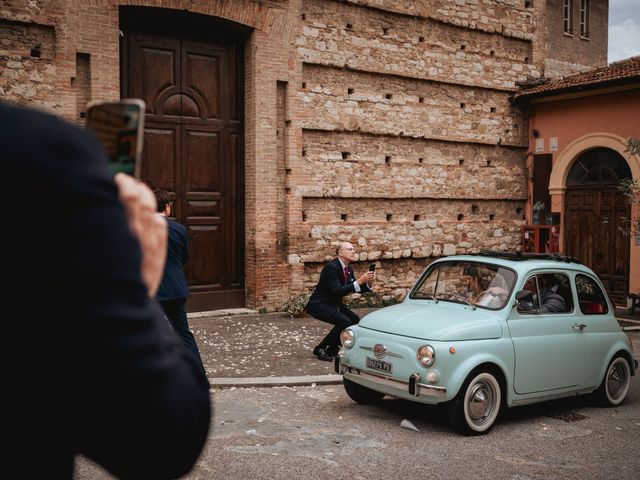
[513,77,640,106]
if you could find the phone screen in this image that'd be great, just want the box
[369,263,376,271]
[85,100,145,178]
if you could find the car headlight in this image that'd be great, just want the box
[417,345,435,367]
[340,329,355,349]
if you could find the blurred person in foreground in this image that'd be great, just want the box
[2,101,210,479]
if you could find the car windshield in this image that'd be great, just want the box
[410,261,516,310]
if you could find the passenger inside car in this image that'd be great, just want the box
[518,273,572,313]
[465,265,508,308]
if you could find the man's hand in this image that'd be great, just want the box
[115,173,167,297]
[358,271,375,287]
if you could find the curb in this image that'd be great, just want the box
[617,317,640,324]
[209,374,343,388]
[188,308,258,319]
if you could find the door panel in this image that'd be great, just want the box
[141,124,179,191]
[182,42,224,121]
[184,128,221,190]
[188,225,222,287]
[183,125,224,297]
[508,314,586,393]
[125,30,244,311]
[129,36,180,119]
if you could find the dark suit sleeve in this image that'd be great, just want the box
[67,152,208,480]
[360,280,372,294]
[540,292,566,313]
[320,261,357,301]
[7,107,210,479]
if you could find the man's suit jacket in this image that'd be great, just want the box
[2,102,210,479]
[540,286,567,313]
[306,258,371,319]
[156,218,189,301]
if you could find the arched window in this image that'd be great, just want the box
[566,147,631,186]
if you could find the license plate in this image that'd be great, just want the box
[366,357,392,374]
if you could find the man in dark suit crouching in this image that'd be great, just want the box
[306,242,375,361]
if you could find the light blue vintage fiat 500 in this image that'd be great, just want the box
[337,251,637,435]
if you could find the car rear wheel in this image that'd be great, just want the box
[343,378,385,404]
[448,370,501,435]
[596,355,631,407]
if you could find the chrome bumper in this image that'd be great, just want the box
[340,363,446,399]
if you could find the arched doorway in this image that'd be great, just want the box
[564,147,632,304]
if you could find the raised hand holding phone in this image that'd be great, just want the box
[364,263,376,287]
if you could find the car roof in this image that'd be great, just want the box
[433,250,596,276]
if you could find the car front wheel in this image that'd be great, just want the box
[448,370,501,435]
[343,378,385,404]
[596,355,631,407]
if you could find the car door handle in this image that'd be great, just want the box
[572,324,587,331]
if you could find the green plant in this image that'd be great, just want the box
[625,137,640,156]
[281,292,311,317]
[618,138,640,238]
[345,291,402,309]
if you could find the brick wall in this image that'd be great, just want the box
[0,0,609,311]
[544,0,608,78]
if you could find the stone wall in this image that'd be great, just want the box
[341,0,536,39]
[301,131,526,199]
[0,19,56,107]
[300,64,525,144]
[299,0,539,90]
[300,197,524,258]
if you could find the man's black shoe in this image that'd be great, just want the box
[326,345,340,357]
[313,347,335,362]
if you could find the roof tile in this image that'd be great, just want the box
[514,56,640,102]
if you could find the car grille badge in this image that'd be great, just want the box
[373,344,387,359]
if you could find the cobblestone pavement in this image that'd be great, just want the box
[191,309,376,379]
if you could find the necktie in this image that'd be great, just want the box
[344,266,349,283]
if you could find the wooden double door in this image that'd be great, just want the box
[124,30,245,311]
[565,187,630,305]
[563,147,632,306]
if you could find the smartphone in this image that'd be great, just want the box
[85,99,145,178]
[369,263,376,271]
